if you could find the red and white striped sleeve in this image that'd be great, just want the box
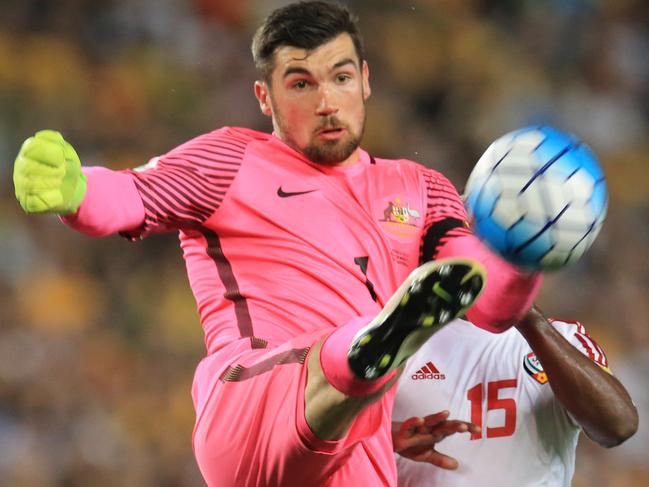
[551,319,611,372]
[123,127,255,237]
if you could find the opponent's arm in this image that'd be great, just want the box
[13,130,145,236]
[516,307,638,447]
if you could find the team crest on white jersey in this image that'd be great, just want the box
[523,352,548,384]
[375,195,422,240]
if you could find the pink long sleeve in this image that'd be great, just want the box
[60,166,145,237]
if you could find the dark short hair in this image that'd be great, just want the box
[252,1,365,82]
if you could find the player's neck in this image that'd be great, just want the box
[270,131,364,168]
[335,147,362,167]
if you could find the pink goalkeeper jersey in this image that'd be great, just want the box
[61,126,473,486]
[93,126,470,355]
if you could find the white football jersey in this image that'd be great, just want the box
[393,318,609,487]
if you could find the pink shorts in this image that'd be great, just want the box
[191,330,397,486]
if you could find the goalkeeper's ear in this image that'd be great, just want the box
[254,80,273,117]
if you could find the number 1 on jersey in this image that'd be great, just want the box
[467,379,517,440]
[354,256,378,302]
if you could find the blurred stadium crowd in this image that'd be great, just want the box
[0,0,647,485]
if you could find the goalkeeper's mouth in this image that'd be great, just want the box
[316,127,347,140]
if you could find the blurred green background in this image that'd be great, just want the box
[1,1,647,486]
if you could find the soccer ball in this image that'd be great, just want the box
[464,126,608,271]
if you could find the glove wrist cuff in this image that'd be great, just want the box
[62,172,87,215]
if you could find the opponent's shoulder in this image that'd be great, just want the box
[548,317,610,365]
[547,317,589,336]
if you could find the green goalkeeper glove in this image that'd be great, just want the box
[13,130,87,215]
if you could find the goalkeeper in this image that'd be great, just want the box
[13,2,544,486]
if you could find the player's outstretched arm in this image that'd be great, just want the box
[13,130,146,236]
[392,410,480,469]
[516,307,638,448]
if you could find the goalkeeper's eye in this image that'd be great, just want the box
[292,80,310,90]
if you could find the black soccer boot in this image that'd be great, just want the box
[347,258,486,381]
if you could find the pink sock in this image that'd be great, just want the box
[319,316,397,397]
[437,234,543,332]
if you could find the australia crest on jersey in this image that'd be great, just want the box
[523,352,549,384]
[375,195,422,240]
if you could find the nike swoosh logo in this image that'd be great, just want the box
[277,187,318,198]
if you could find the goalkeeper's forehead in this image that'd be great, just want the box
[270,34,361,79]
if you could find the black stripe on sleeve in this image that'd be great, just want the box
[421,217,466,263]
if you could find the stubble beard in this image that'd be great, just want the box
[273,107,366,166]
[302,115,364,166]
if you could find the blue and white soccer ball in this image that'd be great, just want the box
[464,126,608,271]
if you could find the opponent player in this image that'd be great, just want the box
[12,2,542,485]
[393,307,638,486]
